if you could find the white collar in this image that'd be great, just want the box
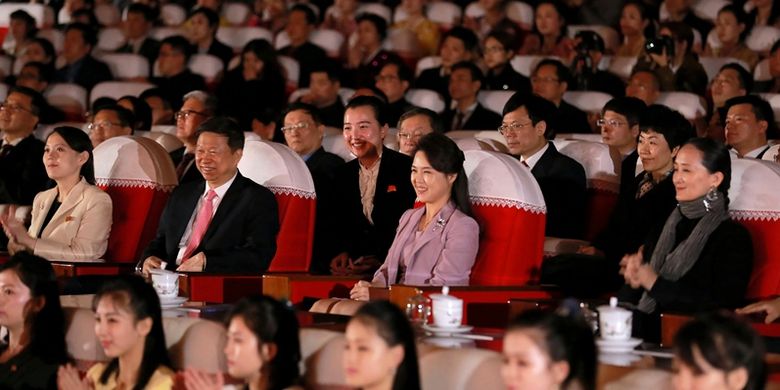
[203,171,238,199]
[521,142,549,170]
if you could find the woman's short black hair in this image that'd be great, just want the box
[639,104,694,151]
[93,275,171,390]
[27,37,56,65]
[681,138,731,200]
[48,126,96,185]
[225,296,301,389]
[356,13,388,41]
[10,10,38,39]
[352,300,421,390]
[241,39,283,81]
[674,311,766,390]
[415,133,473,217]
[117,96,152,131]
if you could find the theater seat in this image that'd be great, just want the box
[322,133,354,161]
[221,2,251,26]
[97,53,150,79]
[406,89,446,113]
[278,55,300,92]
[607,56,638,80]
[160,3,187,26]
[729,159,780,300]
[755,58,771,81]
[0,4,55,27]
[238,140,316,272]
[96,27,126,52]
[44,83,88,119]
[426,2,462,28]
[746,26,780,53]
[419,348,504,390]
[90,81,156,106]
[506,1,534,29]
[656,92,706,120]
[356,3,392,23]
[563,91,613,113]
[141,131,184,153]
[477,90,514,116]
[216,26,273,52]
[464,150,546,285]
[510,55,562,77]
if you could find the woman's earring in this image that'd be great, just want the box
[704,187,719,212]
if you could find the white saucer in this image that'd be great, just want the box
[423,336,477,348]
[596,337,642,353]
[159,296,187,307]
[598,352,643,366]
[422,324,474,335]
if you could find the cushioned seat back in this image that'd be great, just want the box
[94,136,177,263]
[302,332,349,388]
[238,140,316,272]
[419,348,504,390]
[729,159,780,299]
[464,150,546,285]
[558,141,619,241]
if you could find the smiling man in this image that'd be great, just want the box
[141,117,279,274]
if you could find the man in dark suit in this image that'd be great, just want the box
[443,61,501,131]
[14,62,65,124]
[531,59,591,135]
[141,117,279,274]
[330,96,416,276]
[170,90,217,185]
[598,97,646,197]
[150,36,207,110]
[117,3,160,65]
[277,4,328,88]
[188,7,234,69]
[281,103,345,273]
[56,23,113,92]
[296,62,345,129]
[415,27,479,106]
[375,59,414,127]
[500,93,587,239]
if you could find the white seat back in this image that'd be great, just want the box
[477,90,514,115]
[415,55,442,77]
[96,27,126,52]
[160,4,187,26]
[98,53,150,79]
[656,92,706,120]
[216,26,273,52]
[90,81,156,105]
[222,2,251,26]
[563,91,613,113]
[405,89,446,113]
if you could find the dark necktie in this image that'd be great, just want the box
[452,111,464,131]
[0,143,13,159]
[176,152,195,180]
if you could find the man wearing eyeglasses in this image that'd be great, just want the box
[499,93,586,239]
[531,59,591,135]
[88,105,135,147]
[374,60,413,127]
[150,35,207,111]
[599,97,645,197]
[396,107,444,156]
[170,91,217,184]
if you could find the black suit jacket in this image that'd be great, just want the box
[531,142,587,239]
[619,149,639,198]
[117,37,161,65]
[151,70,207,110]
[56,55,113,91]
[0,135,49,205]
[556,100,592,134]
[169,147,204,185]
[206,39,234,68]
[142,172,279,273]
[485,65,531,92]
[444,103,502,131]
[415,66,450,104]
[306,147,346,273]
[333,148,416,261]
[278,42,328,88]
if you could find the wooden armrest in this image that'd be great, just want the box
[179,273,265,303]
[543,237,591,256]
[51,262,134,278]
[262,274,362,305]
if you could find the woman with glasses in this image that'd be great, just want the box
[350,133,478,300]
[0,126,112,261]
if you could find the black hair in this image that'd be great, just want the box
[724,95,777,139]
[140,88,173,111]
[91,96,117,112]
[415,133,473,216]
[682,138,731,200]
[532,0,568,42]
[161,35,195,61]
[717,4,753,42]
[71,9,99,26]
[451,60,485,85]
[719,63,753,94]
[93,276,171,390]
[534,58,571,86]
[355,85,388,103]
[629,69,662,91]
[601,96,646,128]
[117,96,152,131]
[26,37,56,65]
[290,4,317,25]
[381,58,413,83]
[0,253,67,365]
[283,102,322,125]
[345,95,388,127]
[502,92,559,138]
[749,1,779,29]
[352,301,421,390]
[225,296,301,389]
[772,38,780,55]
[507,309,597,390]
[485,29,516,53]
[8,85,46,118]
[442,26,479,55]
[575,30,605,53]
[48,126,96,184]
[658,21,694,54]
[96,103,137,134]
[356,13,388,41]
[639,104,694,151]
[309,59,342,82]
[127,3,156,22]
[674,311,766,390]
[196,116,245,151]
[398,107,445,134]
[241,39,284,81]
[21,61,54,84]
[64,22,98,48]
[10,10,38,39]
[189,7,220,31]
[621,0,655,38]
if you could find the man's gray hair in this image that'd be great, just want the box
[182,90,218,116]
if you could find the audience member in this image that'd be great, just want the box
[278,4,329,88]
[141,117,279,274]
[117,96,153,131]
[500,93,587,239]
[58,276,174,389]
[747,0,780,28]
[532,59,591,134]
[707,63,751,142]
[186,7,233,68]
[344,301,421,390]
[392,0,441,56]
[171,91,216,184]
[88,105,135,147]
[330,96,416,277]
[619,138,753,341]
[248,0,288,34]
[347,13,400,88]
[660,0,712,44]
[570,31,625,98]
[444,61,501,131]
[397,107,444,156]
[625,70,661,106]
[483,30,531,93]
[598,97,645,197]
[13,62,65,124]
[705,5,759,70]
[518,0,575,59]
[323,0,358,37]
[754,39,780,93]
[56,23,113,91]
[616,1,653,57]
[14,38,56,71]
[183,295,302,390]
[416,27,479,103]
[3,10,37,58]
[633,22,708,96]
[375,60,414,127]
[463,0,523,39]
[1,126,112,261]
[0,254,67,389]
[117,3,160,65]
[150,35,207,110]
[249,107,279,141]
[724,95,774,159]
[140,88,175,126]
[297,62,345,129]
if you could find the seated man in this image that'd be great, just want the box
[570,31,625,98]
[56,23,113,91]
[14,62,65,124]
[532,59,591,134]
[754,39,780,93]
[151,35,207,110]
[444,61,501,131]
[141,117,280,274]
[117,3,160,65]
[186,7,234,68]
[397,107,444,156]
[375,59,414,127]
[281,103,345,273]
[330,96,417,276]
[706,63,751,142]
[297,62,345,129]
[171,90,217,184]
[724,95,775,159]
[88,104,135,147]
[598,97,646,197]
[277,4,328,88]
[416,27,479,105]
[140,88,175,126]
[499,93,587,239]
[625,69,661,106]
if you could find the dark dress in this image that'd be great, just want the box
[217,69,286,129]
[485,65,531,93]
[278,42,328,88]
[0,346,61,390]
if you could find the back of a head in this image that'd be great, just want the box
[443,26,479,55]
[161,35,195,60]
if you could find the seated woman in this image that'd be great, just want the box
[704,5,759,70]
[0,126,113,262]
[462,0,523,40]
[0,253,68,389]
[619,138,754,341]
[615,1,652,57]
[183,295,302,389]
[343,300,420,390]
[672,311,766,390]
[483,30,531,92]
[518,0,574,60]
[392,0,441,57]
[350,134,479,300]
[58,275,174,389]
[502,308,597,390]
[187,7,234,68]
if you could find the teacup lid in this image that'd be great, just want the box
[429,286,462,301]
[597,297,630,314]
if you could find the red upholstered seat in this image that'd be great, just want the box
[94,136,177,263]
[238,140,316,272]
[556,140,620,242]
[464,150,546,285]
[729,159,780,300]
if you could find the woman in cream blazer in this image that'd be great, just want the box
[0,126,112,261]
[350,134,480,300]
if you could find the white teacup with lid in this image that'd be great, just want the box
[597,297,632,340]
[429,286,463,328]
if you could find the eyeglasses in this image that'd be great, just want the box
[484,45,506,53]
[280,121,310,133]
[530,76,560,84]
[596,118,627,128]
[174,110,207,121]
[398,131,424,141]
[375,74,400,82]
[87,121,121,131]
[0,103,34,115]
[498,121,534,135]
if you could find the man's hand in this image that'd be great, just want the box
[330,252,351,275]
[350,280,372,301]
[348,256,380,276]
[142,256,164,276]
[177,252,206,272]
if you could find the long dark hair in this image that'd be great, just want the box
[48,126,95,185]
[92,276,171,390]
[240,39,284,81]
[674,311,766,390]
[414,133,473,217]
[351,300,421,390]
[681,138,731,202]
[0,253,67,364]
[224,296,301,390]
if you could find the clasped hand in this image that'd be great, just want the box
[619,247,658,290]
[330,253,380,276]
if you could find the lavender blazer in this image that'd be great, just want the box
[372,202,479,287]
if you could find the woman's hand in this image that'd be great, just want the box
[57,364,93,390]
[350,280,372,301]
[183,369,224,390]
[619,250,643,288]
[577,245,603,256]
[635,264,658,291]
[0,206,33,249]
[736,298,780,324]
